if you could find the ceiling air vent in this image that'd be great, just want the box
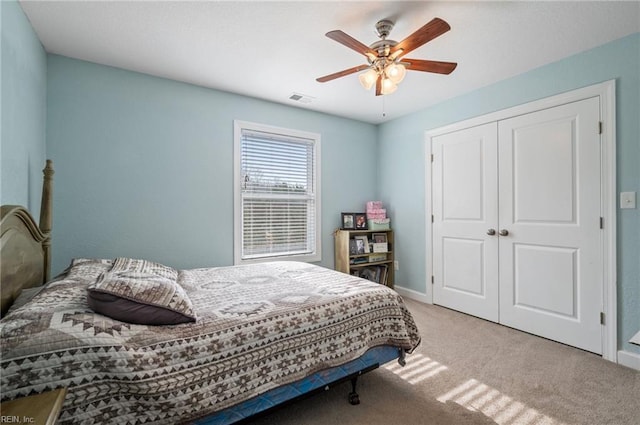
[289,93,315,104]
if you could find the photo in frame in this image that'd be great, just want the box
[341,212,355,229]
[359,267,378,282]
[354,235,370,253]
[349,239,358,254]
[354,213,368,229]
[372,233,387,243]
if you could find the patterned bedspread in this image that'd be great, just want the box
[0,259,420,424]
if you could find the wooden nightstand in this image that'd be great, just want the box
[0,388,67,425]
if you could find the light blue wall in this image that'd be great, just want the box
[0,0,47,214]
[378,33,640,354]
[46,55,377,273]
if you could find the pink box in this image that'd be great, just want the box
[366,201,383,211]
[367,209,386,219]
[367,213,386,219]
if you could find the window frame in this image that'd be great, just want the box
[233,120,321,264]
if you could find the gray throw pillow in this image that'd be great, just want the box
[87,269,196,325]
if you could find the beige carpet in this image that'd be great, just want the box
[247,298,640,425]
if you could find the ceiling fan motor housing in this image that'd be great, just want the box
[374,19,394,39]
[370,20,399,62]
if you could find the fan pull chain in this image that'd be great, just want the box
[382,96,386,118]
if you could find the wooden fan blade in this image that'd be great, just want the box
[326,30,376,57]
[403,59,457,74]
[375,75,382,96]
[316,64,370,83]
[390,18,451,58]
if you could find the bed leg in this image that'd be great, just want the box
[348,377,360,405]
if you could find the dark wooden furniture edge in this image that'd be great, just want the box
[0,388,67,425]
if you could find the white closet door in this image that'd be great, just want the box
[498,97,602,354]
[432,122,499,322]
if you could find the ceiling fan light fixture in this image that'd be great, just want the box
[381,78,397,95]
[385,62,406,84]
[358,68,378,90]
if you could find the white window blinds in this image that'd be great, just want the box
[234,121,321,263]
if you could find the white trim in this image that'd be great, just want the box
[234,120,243,264]
[394,285,431,305]
[233,120,322,265]
[424,149,434,304]
[426,82,614,138]
[599,81,617,362]
[425,80,617,362]
[617,350,640,371]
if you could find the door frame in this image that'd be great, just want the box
[424,80,617,362]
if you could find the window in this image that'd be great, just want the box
[234,120,321,264]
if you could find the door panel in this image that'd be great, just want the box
[511,119,576,223]
[513,244,577,317]
[431,97,602,354]
[498,97,602,354]
[442,139,485,221]
[432,123,499,322]
[442,238,485,295]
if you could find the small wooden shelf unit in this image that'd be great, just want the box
[334,229,394,288]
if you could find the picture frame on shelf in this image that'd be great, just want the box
[354,238,366,254]
[358,265,388,284]
[341,213,355,230]
[354,213,368,229]
[359,267,378,282]
[354,235,370,253]
[372,233,387,243]
[372,242,388,253]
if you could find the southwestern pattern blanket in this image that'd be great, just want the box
[1,259,420,424]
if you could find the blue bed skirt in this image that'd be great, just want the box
[191,345,402,424]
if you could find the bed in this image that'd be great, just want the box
[0,161,421,424]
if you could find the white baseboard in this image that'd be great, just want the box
[617,349,640,371]
[394,285,431,304]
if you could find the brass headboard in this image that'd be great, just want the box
[0,160,54,316]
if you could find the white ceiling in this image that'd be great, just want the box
[19,1,640,124]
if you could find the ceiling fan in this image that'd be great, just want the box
[316,18,457,96]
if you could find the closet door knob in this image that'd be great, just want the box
[499,229,509,236]
[487,229,496,236]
